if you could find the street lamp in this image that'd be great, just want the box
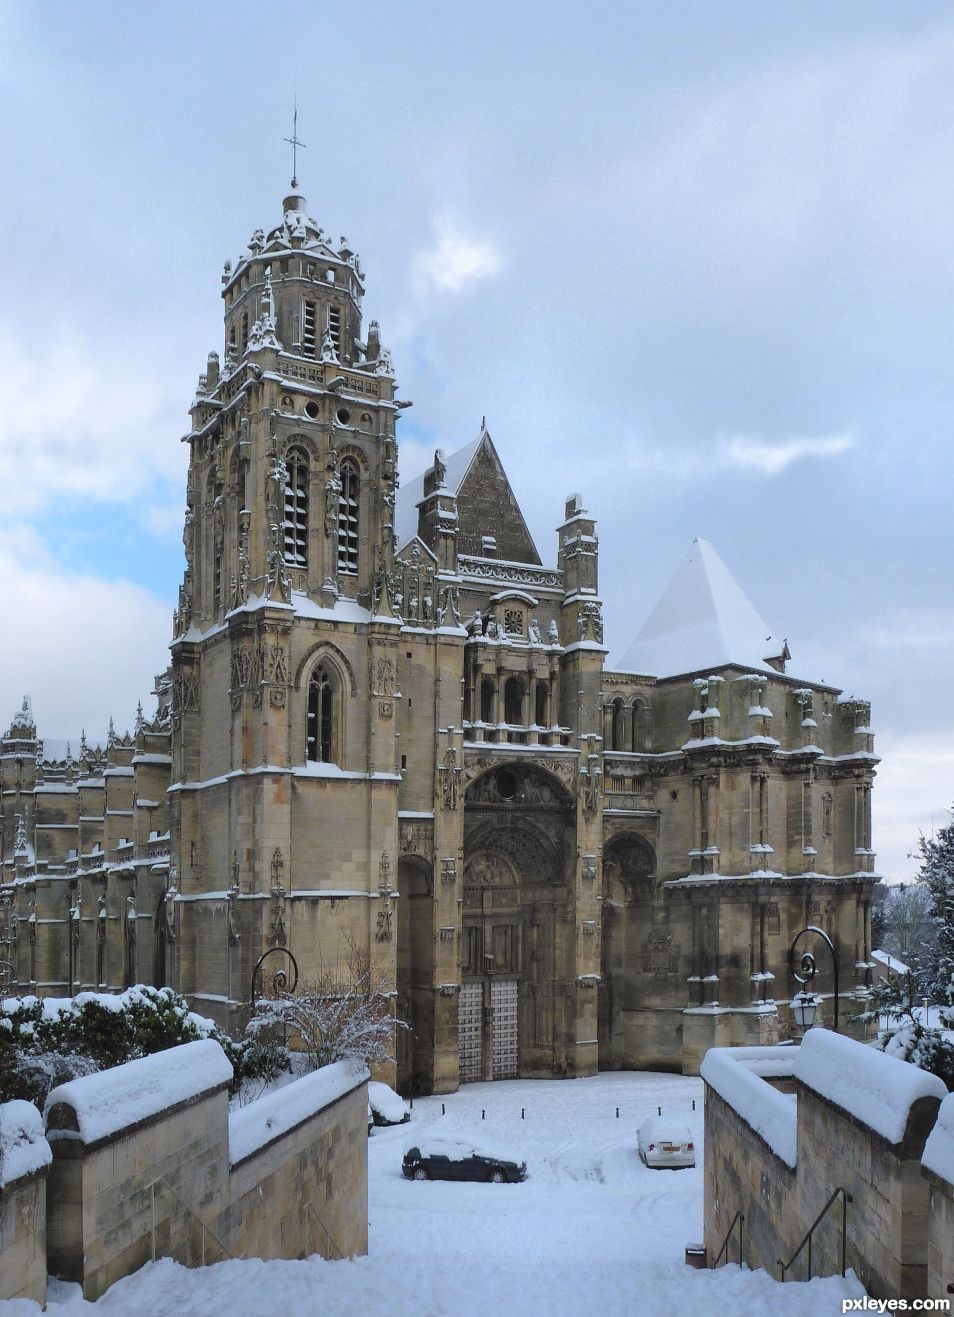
[789,925,840,1033]
[790,986,820,1031]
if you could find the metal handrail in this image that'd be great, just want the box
[303,1199,346,1260]
[778,1186,852,1281]
[149,1175,236,1266]
[711,1211,744,1269]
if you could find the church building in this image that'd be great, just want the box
[0,179,879,1090]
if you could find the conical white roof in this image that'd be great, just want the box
[615,539,787,677]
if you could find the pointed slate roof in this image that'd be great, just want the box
[615,538,788,677]
[395,434,483,550]
[395,425,541,564]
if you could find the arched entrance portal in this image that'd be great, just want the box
[462,763,575,1081]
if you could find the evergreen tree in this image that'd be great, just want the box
[857,971,954,1089]
[916,807,954,1026]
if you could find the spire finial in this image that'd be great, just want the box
[284,99,306,190]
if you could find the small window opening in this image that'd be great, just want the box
[337,459,359,573]
[302,300,317,357]
[329,306,342,354]
[283,447,309,567]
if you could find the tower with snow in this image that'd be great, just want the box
[0,177,878,1083]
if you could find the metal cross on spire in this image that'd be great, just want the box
[284,100,306,189]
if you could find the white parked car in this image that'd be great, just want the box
[636,1116,695,1169]
[368,1080,411,1127]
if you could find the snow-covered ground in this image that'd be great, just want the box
[4,1070,864,1316]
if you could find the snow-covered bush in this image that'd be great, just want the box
[0,986,247,1109]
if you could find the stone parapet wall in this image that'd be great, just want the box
[0,1098,52,1304]
[227,1066,368,1261]
[702,1034,947,1300]
[45,1042,233,1300]
[922,1092,954,1300]
[924,1175,954,1302]
[796,1084,938,1297]
[703,1085,797,1275]
[35,1042,368,1301]
[0,1162,49,1304]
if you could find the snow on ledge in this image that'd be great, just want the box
[922,1092,954,1187]
[0,1100,52,1188]
[229,1059,368,1167]
[700,1045,797,1168]
[44,1040,232,1147]
[795,1028,947,1146]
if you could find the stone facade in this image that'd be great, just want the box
[0,177,879,1087]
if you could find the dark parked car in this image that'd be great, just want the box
[402,1138,527,1183]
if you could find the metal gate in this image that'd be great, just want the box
[490,979,519,1078]
[458,981,483,1083]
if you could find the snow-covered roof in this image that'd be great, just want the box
[615,538,788,678]
[871,949,910,976]
[395,431,484,549]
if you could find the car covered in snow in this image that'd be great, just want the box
[636,1116,695,1169]
[368,1080,411,1127]
[402,1138,527,1183]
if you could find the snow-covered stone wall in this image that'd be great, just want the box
[702,1032,948,1301]
[29,1041,368,1301]
[45,1039,234,1300]
[921,1093,954,1301]
[0,1100,51,1305]
[228,1061,369,1262]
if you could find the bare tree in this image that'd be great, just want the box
[880,884,937,984]
[246,944,407,1073]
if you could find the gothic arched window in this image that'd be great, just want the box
[611,697,626,751]
[284,447,309,567]
[534,680,548,728]
[337,459,359,574]
[632,699,651,752]
[504,676,524,725]
[307,664,335,763]
[480,676,495,724]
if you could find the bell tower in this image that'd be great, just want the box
[169,168,405,1035]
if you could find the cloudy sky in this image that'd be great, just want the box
[2,0,953,882]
